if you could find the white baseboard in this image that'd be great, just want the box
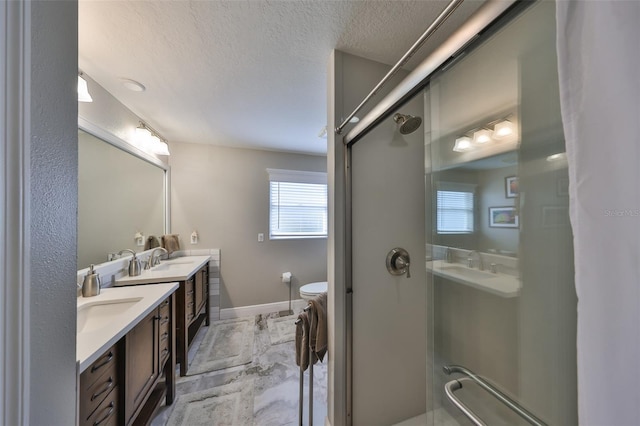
[219,299,307,319]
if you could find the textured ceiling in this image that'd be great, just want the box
[79,0,484,155]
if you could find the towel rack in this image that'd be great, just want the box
[295,304,315,426]
[443,365,547,426]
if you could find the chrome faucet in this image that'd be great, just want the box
[467,250,484,270]
[146,247,168,269]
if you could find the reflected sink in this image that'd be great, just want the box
[77,298,142,334]
[438,264,495,280]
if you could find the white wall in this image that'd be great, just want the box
[169,142,327,309]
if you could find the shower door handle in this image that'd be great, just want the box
[443,365,547,426]
[386,248,411,278]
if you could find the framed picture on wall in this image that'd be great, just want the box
[505,176,518,198]
[489,206,519,228]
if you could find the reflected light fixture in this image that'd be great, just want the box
[453,136,472,152]
[78,72,93,102]
[473,128,493,143]
[546,152,567,162]
[493,120,515,138]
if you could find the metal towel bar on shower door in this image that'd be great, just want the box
[443,364,547,426]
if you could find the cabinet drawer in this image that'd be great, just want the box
[158,298,170,318]
[80,362,118,423]
[83,385,119,426]
[80,344,117,389]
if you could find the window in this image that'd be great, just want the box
[436,182,476,234]
[267,169,327,239]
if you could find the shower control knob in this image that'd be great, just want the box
[386,248,411,278]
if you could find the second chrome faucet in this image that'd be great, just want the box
[146,247,168,269]
[467,250,484,271]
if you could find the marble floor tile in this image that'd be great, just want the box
[152,312,328,426]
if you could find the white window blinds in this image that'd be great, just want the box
[267,169,327,239]
[436,182,476,234]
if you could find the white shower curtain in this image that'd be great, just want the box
[556,1,640,424]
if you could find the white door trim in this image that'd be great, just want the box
[1,1,31,424]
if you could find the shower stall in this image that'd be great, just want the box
[331,1,577,425]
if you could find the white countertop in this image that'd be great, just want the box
[77,282,179,373]
[115,255,211,286]
[427,259,521,298]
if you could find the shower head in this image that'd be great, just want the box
[393,113,422,135]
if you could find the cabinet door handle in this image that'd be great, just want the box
[90,376,114,401]
[93,401,115,426]
[91,351,113,373]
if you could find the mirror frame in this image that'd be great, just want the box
[78,116,171,247]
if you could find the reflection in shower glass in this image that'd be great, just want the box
[426,2,576,425]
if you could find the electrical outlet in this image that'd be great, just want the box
[258,233,264,242]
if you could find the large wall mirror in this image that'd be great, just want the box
[78,119,169,269]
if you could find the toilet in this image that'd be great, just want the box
[299,281,327,301]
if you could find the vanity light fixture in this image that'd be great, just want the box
[493,120,515,138]
[153,139,171,156]
[473,128,493,144]
[78,72,93,103]
[136,122,171,156]
[453,136,472,152]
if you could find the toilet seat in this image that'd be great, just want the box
[299,281,327,300]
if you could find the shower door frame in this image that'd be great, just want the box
[339,1,529,423]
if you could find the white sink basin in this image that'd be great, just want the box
[153,263,186,271]
[438,264,495,280]
[77,297,142,334]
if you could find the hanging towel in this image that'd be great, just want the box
[144,235,161,250]
[309,292,328,362]
[161,234,181,255]
[295,311,316,371]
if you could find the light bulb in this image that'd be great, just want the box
[473,128,493,144]
[494,120,515,138]
[453,136,472,152]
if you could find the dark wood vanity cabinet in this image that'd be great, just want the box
[79,295,176,426]
[79,344,120,426]
[176,263,210,376]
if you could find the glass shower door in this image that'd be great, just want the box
[427,2,577,425]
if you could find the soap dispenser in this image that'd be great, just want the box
[82,264,101,297]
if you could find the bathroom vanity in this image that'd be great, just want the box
[116,256,211,376]
[77,283,178,426]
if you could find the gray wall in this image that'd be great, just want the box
[330,51,426,425]
[30,1,78,424]
[169,142,327,309]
